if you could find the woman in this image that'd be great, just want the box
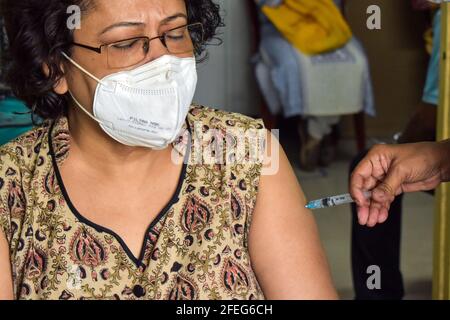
[0,0,337,300]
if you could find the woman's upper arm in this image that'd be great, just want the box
[0,230,13,300]
[248,133,337,300]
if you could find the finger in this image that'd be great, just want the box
[350,150,391,206]
[357,205,369,225]
[351,176,378,206]
[377,206,389,224]
[362,177,379,194]
[372,166,404,203]
[350,172,370,206]
[366,202,382,227]
[351,175,378,207]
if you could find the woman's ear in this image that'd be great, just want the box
[42,63,69,95]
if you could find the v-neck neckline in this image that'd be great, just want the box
[48,116,192,268]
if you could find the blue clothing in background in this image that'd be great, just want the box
[0,17,34,145]
[0,98,34,146]
[422,9,441,105]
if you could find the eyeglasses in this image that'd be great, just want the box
[72,23,204,69]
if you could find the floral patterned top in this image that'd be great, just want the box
[0,105,266,300]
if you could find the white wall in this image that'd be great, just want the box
[193,0,260,116]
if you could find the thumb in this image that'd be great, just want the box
[372,166,404,202]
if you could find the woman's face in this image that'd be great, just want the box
[62,0,190,113]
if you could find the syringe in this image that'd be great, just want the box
[305,191,372,210]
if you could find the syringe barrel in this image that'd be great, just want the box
[327,194,354,207]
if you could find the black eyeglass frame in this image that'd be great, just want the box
[71,22,204,55]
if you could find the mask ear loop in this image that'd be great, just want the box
[66,90,97,120]
[61,52,106,85]
[66,89,115,130]
[61,52,114,129]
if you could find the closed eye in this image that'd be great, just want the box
[166,34,185,41]
[110,39,142,50]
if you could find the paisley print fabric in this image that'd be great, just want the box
[0,105,266,300]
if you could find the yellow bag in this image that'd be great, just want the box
[262,0,353,55]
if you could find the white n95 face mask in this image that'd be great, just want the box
[62,53,197,150]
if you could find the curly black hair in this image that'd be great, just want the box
[1,0,223,120]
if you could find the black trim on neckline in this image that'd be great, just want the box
[48,117,192,268]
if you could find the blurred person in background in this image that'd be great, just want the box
[349,1,440,300]
[253,0,375,171]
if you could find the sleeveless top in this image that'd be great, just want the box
[0,105,266,300]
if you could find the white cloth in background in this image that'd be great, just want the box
[296,38,372,116]
[307,116,341,140]
[254,0,376,118]
[255,35,375,117]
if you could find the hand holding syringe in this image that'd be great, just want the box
[305,191,372,210]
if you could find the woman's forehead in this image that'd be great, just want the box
[87,0,187,22]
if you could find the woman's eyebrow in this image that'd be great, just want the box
[99,22,145,36]
[98,13,187,36]
[160,13,188,25]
